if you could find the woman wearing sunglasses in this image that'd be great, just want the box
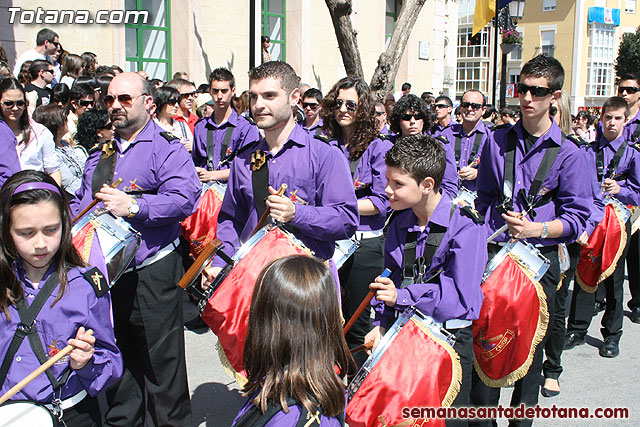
[0,77,61,185]
[152,86,193,152]
[320,76,393,369]
[63,83,96,146]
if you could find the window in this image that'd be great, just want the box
[458,0,475,25]
[125,0,171,81]
[457,27,490,59]
[540,30,555,57]
[510,45,522,60]
[262,0,286,61]
[385,0,397,50]
[586,23,615,97]
[542,0,556,12]
[456,61,489,95]
[625,0,636,13]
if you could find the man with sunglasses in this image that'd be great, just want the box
[428,95,454,137]
[24,60,54,108]
[374,101,390,135]
[70,72,201,427]
[13,28,59,77]
[166,78,199,134]
[473,55,591,427]
[192,68,259,183]
[301,88,323,134]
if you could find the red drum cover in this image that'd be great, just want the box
[202,228,311,384]
[346,318,461,427]
[575,203,626,293]
[181,186,224,258]
[473,255,548,387]
[72,219,110,283]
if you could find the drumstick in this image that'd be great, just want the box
[487,210,529,243]
[0,330,94,405]
[249,183,288,237]
[71,178,124,224]
[343,269,391,335]
[178,239,223,289]
[349,340,374,354]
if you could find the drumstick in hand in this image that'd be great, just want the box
[344,269,391,335]
[249,183,287,237]
[0,330,94,405]
[71,178,123,224]
[350,340,374,354]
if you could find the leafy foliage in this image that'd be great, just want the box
[615,26,640,80]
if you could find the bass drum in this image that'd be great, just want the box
[0,401,56,427]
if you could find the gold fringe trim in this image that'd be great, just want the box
[82,222,97,264]
[556,273,565,292]
[576,205,628,293]
[473,253,550,388]
[411,318,462,407]
[215,340,248,387]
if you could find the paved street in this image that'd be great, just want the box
[184,283,640,426]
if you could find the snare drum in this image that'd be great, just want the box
[332,237,359,270]
[473,240,550,387]
[346,308,460,427]
[181,181,227,258]
[452,187,477,209]
[0,401,56,427]
[72,208,141,287]
[201,225,312,382]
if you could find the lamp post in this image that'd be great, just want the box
[498,0,526,109]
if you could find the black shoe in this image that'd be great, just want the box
[564,332,586,350]
[593,301,605,316]
[541,379,560,398]
[599,338,620,358]
[630,307,640,324]
[184,316,208,331]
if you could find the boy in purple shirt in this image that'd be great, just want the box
[366,134,486,422]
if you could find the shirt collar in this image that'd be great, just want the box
[114,117,155,151]
[597,132,625,151]
[512,119,563,149]
[402,193,454,233]
[206,108,239,128]
[255,123,308,154]
[13,258,57,289]
[454,120,487,137]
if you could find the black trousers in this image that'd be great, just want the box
[626,231,640,310]
[470,244,560,427]
[339,235,385,370]
[55,396,102,427]
[567,221,630,341]
[104,249,192,427]
[448,325,473,427]
[542,243,580,380]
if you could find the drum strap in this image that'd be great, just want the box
[91,141,118,196]
[595,140,628,182]
[632,125,640,144]
[251,150,271,220]
[233,397,333,427]
[501,130,563,217]
[454,132,483,169]
[207,126,235,171]
[0,274,71,392]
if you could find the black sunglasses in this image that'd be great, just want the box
[100,122,113,130]
[618,86,640,94]
[332,99,358,112]
[2,100,26,108]
[41,69,54,74]
[48,40,60,47]
[460,101,484,110]
[375,110,386,116]
[434,103,451,109]
[78,100,95,107]
[180,91,196,100]
[401,113,424,121]
[167,98,180,105]
[516,83,555,97]
[302,102,320,110]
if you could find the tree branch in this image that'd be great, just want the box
[325,0,364,79]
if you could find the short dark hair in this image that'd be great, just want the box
[483,105,497,120]
[617,72,640,86]
[28,59,52,80]
[302,88,322,102]
[389,94,430,134]
[385,134,446,191]
[601,96,630,119]
[434,95,453,107]
[69,83,94,102]
[462,89,487,106]
[95,65,115,76]
[36,28,58,46]
[401,82,411,91]
[32,104,66,140]
[165,78,195,91]
[261,35,270,44]
[153,85,180,115]
[520,54,565,91]
[52,82,70,105]
[248,61,301,94]
[209,67,236,88]
[500,106,516,117]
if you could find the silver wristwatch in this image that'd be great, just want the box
[540,221,549,239]
[127,198,139,218]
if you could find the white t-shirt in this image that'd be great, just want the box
[13,49,50,77]
[16,118,61,174]
[153,117,193,150]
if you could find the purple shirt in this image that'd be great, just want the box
[212,124,359,266]
[439,121,489,192]
[232,398,342,426]
[590,132,640,206]
[372,194,486,328]
[336,137,393,231]
[0,263,122,403]
[0,120,21,187]
[192,109,260,170]
[625,109,640,143]
[71,119,201,267]
[476,121,592,246]
[303,117,324,135]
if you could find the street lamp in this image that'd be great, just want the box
[499,0,526,109]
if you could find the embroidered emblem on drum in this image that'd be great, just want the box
[477,329,515,360]
[91,271,104,291]
[377,416,414,427]
[584,250,601,268]
[288,189,309,205]
[123,179,144,193]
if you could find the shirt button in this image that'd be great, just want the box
[120,155,124,158]
[27,294,34,298]
[16,356,21,362]
[403,299,407,303]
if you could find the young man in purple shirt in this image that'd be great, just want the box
[565,96,640,358]
[472,55,591,426]
[71,72,201,426]
[366,134,486,421]
[192,68,259,182]
[204,61,358,278]
[301,87,324,135]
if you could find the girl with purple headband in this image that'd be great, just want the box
[0,170,122,426]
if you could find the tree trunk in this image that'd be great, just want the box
[325,0,364,79]
[369,0,426,101]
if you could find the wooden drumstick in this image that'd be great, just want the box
[249,183,288,237]
[0,329,94,405]
[349,340,374,354]
[178,239,223,289]
[71,178,124,224]
[343,269,391,335]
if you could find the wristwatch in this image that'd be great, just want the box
[127,198,139,218]
[540,222,549,239]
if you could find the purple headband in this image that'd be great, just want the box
[12,182,62,197]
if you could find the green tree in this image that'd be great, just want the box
[615,26,640,80]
